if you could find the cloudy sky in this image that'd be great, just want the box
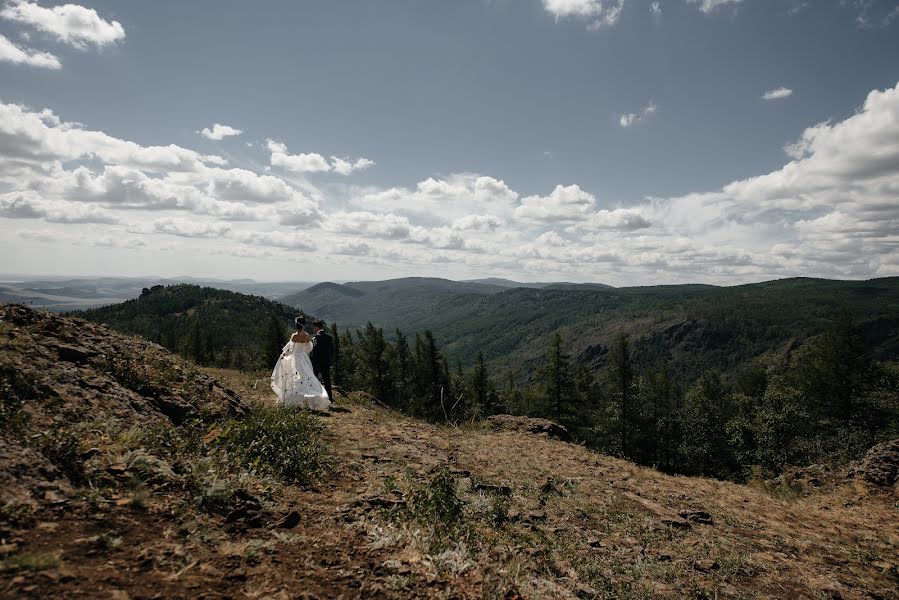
[1,0,898,285]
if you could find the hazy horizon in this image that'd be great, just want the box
[2,1,898,287]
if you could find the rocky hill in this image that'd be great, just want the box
[1,304,897,599]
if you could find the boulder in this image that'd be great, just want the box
[850,439,899,489]
[485,415,571,442]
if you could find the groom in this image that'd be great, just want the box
[310,319,334,402]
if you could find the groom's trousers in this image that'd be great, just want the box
[318,367,333,402]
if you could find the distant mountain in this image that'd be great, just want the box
[0,276,314,310]
[462,278,551,288]
[283,276,899,385]
[463,278,614,290]
[417,277,899,384]
[280,277,507,329]
[75,284,300,368]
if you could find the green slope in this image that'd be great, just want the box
[280,277,506,329]
[75,284,300,368]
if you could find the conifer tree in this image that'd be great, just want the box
[608,333,634,456]
[469,351,491,415]
[540,332,575,425]
[262,315,286,369]
[357,322,393,404]
[329,322,341,389]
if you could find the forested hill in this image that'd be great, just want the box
[293,276,899,384]
[75,284,298,369]
[280,277,507,327]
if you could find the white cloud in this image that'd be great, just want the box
[0,33,60,68]
[515,184,596,222]
[762,87,793,101]
[0,190,119,223]
[619,101,657,127]
[357,174,519,221]
[583,208,652,230]
[152,218,231,239]
[0,0,125,49]
[687,0,742,14]
[451,214,503,231]
[0,101,225,174]
[542,0,627,29]
[199,123,243,140]
[331,156,375,175]
[266,139,373,175]
[542,0,604,19]
[650,2,661,17]
[3,81,899,284]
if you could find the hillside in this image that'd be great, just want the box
[0,277,313,311]
[1,304,897,599]
[280,277,507,329]
[314,276,899,384]
[74,284,299,369]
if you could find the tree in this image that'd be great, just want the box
[469,351,491,416]
[679,370,730,477]
[357,322,393,404]
[391,329,412,410]
[339,328,360,391]
[262,315,287,369]
[412,331,444,420]
[181,321,205,364]
[329,322,342,389]
[538,332,577,429]
[608,333,635,457]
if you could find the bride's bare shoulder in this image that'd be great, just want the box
[292,331,310,343]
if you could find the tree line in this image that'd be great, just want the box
[270,311,898,481]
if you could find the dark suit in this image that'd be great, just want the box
[310,329,334,401]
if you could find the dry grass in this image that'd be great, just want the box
[208,367,899,599]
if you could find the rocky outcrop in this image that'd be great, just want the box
[485,414,571,441]
[850,438,899,490]
[0,303,249,501]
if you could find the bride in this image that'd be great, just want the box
[270,316,331,411]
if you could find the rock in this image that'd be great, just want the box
[850,439,899,488]
[693,559,720,572]
[273,510,301,529]
[225,489,264,528]
[56,344,95,365]
[574,582,598,599]
[486,415,571,441]
[679,510,714,525]
[623,492,691,530]
[474,482,513,496]
[524,510,547,522]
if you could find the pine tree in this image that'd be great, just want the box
[608,333,634,457]
[412,331,443,420]
[469,351,491,415]
[329,322,341,389]
[262,315,287,369]
[181,321,204,364]
[339,328,359,391]
[540,332,575,426]
[391,329,411,409]
[678,370,729,477]
[357,322,393,404]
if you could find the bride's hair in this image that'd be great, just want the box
[295,316,307,330]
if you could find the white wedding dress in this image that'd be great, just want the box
[270,338,331,411]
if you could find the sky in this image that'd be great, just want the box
[1,0,898,286]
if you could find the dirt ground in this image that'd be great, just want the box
[2,366,897,599]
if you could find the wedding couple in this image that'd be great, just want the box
[270,316,334,411]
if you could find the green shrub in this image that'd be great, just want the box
[408,465,464,529]
[216,406,329,485]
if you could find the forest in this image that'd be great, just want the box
[77,282,899,482]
